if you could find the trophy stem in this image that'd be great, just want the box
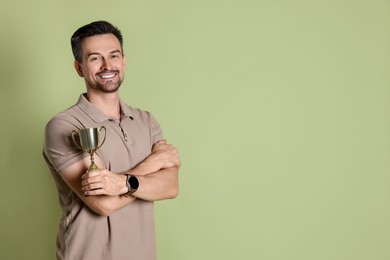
[89,152,98,171]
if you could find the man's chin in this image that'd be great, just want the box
[96,82,121,93]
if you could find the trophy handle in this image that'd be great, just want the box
[71,130,83,150]
[98,126,107,149]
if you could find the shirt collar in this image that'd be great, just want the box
[76,93,134,123]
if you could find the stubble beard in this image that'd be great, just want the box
[88,73,124,93]
[95,79,123,93]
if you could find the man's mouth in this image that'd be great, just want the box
[97,71,118,79]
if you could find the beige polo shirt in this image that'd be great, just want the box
[43,94,163,260]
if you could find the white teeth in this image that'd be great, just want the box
[100,74,116,79]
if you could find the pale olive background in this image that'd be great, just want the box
[1,0,390,259]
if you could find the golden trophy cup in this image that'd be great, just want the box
[71,127,106,171]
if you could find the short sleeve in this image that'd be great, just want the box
[149,112,163,145]
[43,116,87,174]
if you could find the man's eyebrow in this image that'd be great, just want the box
[110,50,123,55]
[87,50,122,57]
[87,52,102,57]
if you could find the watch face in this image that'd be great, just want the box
[129,176,139,190]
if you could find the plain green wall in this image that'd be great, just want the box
[1,0,389,259]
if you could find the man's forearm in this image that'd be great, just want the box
[79,140,180,212]
[131,166,179,201]
[83,192,136,216]
[127,160,162,176]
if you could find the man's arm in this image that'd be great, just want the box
[126,140,180,201]
[81,165,180,202]
[132,166,179,201]
[61,156,134,216]
[62,140,180,216]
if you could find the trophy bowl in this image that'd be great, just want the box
[71,126,106,171]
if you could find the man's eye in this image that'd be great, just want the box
[111,54,120,59]
[90,56,101,62]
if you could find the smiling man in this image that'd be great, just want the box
[43,21,180,260]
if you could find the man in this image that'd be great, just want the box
[43,21,180,260]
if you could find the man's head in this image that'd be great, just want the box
[71,21,126,94]
[71,21,123,63]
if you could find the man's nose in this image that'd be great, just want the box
[100,58,113,70]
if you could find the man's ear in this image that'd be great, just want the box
[74,61,84,77]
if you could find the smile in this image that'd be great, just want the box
[99,73,117,79]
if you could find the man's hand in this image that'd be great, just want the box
[127,140,180,177]
[150,140,181,169]
[81,169,128,196]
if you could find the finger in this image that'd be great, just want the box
[81,180,102,190]
[153,140,167,149]
[82,170,100,180]
[154,140,165,146]
[84,188,104,197]
[81,176,104,188]
[157,144,174,153]
[158,139,167,144]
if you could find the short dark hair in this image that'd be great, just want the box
[71,20,123,62]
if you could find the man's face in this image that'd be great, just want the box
[75,34,126,93]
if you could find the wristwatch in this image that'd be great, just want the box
[126,174,139,194]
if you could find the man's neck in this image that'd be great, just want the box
[86,91,121,120]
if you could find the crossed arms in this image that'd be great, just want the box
[61,140,180,216]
